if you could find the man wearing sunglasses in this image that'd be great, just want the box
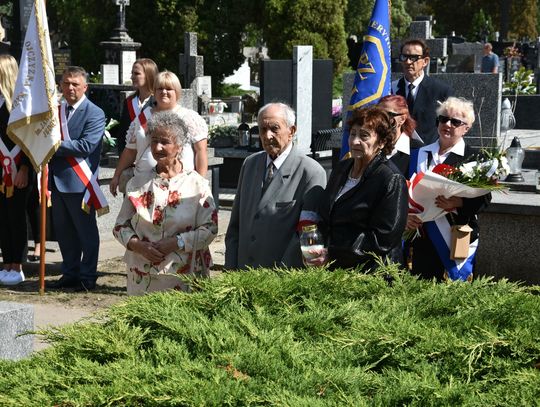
[392,39,453,145]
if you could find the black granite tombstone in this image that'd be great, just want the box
[260,59,333,134]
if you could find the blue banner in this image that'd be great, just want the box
[341,0,391,157]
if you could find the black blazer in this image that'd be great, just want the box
[318,154,408,270]
[395,76,453,145]
[389,137,424,177]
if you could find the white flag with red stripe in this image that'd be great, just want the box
[7,0,61,171]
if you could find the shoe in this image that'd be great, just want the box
[73,280,96,292]
[2,270,25,286]
[0,269,10,283]
[46,275,80,289]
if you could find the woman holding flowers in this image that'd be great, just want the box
[307,106,408,270]
[407,97,491,281]
[113,111,217,295]
[378,95,423,176]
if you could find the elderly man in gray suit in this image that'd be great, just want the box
[225,102,327,269]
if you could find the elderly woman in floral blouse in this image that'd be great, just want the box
[113,110,217,295]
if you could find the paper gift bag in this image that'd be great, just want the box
[450,225,473,260]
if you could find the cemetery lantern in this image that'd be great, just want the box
[248,125,261,152]
[505,136,525,182]
[237,122,250,148]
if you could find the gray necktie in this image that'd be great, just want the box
[262,162,275,193]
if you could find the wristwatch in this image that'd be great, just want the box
[176,234,185,250]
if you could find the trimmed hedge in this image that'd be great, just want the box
[1,267,539,406]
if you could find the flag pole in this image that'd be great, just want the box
[38,168,47,294]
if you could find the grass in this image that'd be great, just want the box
[0,266,539,406]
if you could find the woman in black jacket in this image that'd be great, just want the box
[307,106,408,270]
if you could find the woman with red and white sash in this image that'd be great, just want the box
[0,55,34,286]
[407,97,491,281]
[109,59,158,194]
[110,71,208,197]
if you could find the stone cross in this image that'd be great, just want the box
[114,0,130,32]
[179,32,204,89]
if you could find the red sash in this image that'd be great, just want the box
[58,103,109,216]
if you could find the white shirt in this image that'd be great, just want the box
[64,94,86,122]
[387,133,410,159]
[424,138,465,170]
[391,71,424,100]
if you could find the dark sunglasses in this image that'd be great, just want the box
[399,54,424,62]
[438,115,467,128]
[386,111,405,118]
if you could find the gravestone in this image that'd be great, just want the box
[260,56,333,144]
[179,32,204,91]
[452,43,484,73]
[99,0,141,85]
[293,45,313,154]
[101,64,119,85]
[178,32,204,111]
[53,48,71,82]
[391,17,448,74]
[0,301,33,360]
[446,54,475,73]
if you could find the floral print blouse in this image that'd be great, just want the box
[113,168,218,294]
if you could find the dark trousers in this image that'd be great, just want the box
[411,234,445,281]
[51,187,99,283]
[26,177,40,243]
[0,185,31,264]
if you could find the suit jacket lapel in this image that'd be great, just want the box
[397,78,406,97]
[413,77,428,115]
[68,98,88,139]
[443,152,464,167]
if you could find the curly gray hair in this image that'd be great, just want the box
[146,110,188,146]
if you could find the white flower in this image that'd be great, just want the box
[459,161,477,177]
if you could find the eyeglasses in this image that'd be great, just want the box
[399,54,425,62]
[386,111,405,118]
[438,115,467,128]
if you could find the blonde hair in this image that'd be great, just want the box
[0,55,18,112]
[154,71,182,100]
[436,96,476,125]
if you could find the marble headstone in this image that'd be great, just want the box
[293,45,313,154]
[121,50,136,84]
[101,64,119,85]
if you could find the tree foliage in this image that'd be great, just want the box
[263,0,348,75]
[345,0,411,39]
[428,0,538,40]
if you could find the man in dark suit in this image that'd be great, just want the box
[392,39,453,145]
[48,66,106,291]
[225,103,327,269]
